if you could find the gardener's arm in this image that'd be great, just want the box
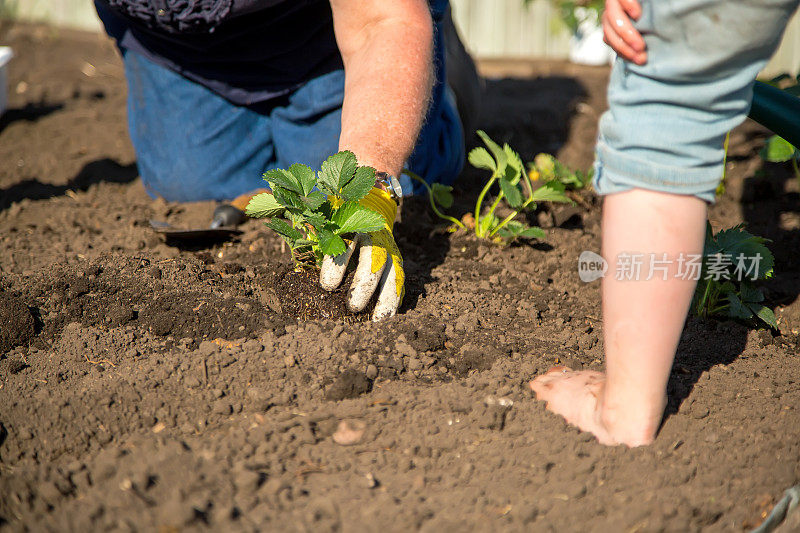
[330,0,434,178]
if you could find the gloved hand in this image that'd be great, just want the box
[319,187,404,321]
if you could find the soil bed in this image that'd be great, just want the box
[1,24,799,532]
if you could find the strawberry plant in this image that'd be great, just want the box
[692,223,777,329]
[527,152,593,190]
[409,131,571,243]
[245,151,386,266]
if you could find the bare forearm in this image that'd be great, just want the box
[332,1,434,177]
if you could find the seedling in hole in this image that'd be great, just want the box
[245,151,385,267]
[692,223,777,329]
[410,131,571,243]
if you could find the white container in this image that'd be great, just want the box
[0,47,13,116]
[568,8,615,66]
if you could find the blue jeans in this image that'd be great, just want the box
[594,0,800,202]
[122,43,463,202]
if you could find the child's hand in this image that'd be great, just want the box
[603,0,647,65]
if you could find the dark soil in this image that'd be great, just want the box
[1,23,799,532]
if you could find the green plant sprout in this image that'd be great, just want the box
[527,153,593,190]
[692,223,777,329]
[715,131,731,197]
[760,135,800,185]
[245,151,385,267]
[409,130,571,243]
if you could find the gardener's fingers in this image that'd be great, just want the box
[320,237,359,291]
[348,235,386,313]
[372,255,403,321]
[602,0,646,65]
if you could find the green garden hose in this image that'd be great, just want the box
[749,81,800,148]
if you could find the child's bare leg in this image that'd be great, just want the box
[531,189,706,446]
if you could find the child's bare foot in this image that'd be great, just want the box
[530,367,657,447]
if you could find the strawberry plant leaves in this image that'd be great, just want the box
[710,224,774,279]
[504,144,525,175]
[726,292,753,321]
[499,177,524,208]
[263,168,301,193]
[288,163,317,195]
[531,180,571,203]
[300,190,326,211]
[271,185,304,211]
[468,147,496,171]
[341,165,376,201]
[431,183,454,208]
[477,130,507,171]
[747,303,778,329]
[739,282,764,304]
[245,192,284,218]
[760,135,797,163]
[317,228,347,257]
[478,212,498,236]
[264,218,304,242]
[332,202,385,234]
[320,150,358,193]
[519,226,546,239]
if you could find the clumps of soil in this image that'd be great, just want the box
[260,265,368,322]
[0,293,35,354]
[324,369,373,401]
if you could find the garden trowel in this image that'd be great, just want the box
[149,189,267,244]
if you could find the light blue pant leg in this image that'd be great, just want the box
[594,0,800,203]
[123,49,276,202]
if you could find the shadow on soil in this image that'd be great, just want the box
[0,158,138,211]
[0,102,65,134]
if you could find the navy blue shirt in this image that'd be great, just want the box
[95,0,344,105]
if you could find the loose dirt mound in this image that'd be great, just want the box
[1,23,798,532]
[0,293,35,354]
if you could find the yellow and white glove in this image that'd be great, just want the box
[319,187,404,321]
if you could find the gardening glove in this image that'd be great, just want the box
[319,187,404,321]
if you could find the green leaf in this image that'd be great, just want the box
[263,168,301,193]
[519,226,546,239]
[302,211,328,231]
[476,130,508,171]
[245,192,284,218]
[288,164,316,195]
[431,183,454,208]
[468,147,496,171]
[760,135,798,163]
[319,150,358,193]
[739,282,764,304]
[299,191,326,211]
[317,229,347,257]
[711,224,774,279]
[530,180,571,203]
[341,165,376,201]
[725,292,753,321]
[504,144,525,175]
[271,185,304,211]
[499,177,524,208]
[496,221,525,239]
[478,213,498,236]
[264,218,304,242]
[332,202,385,234]
[747,303,778,330]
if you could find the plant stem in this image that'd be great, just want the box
[488,196,537,238]
[406,170,465,229]
[474,173,499,238]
